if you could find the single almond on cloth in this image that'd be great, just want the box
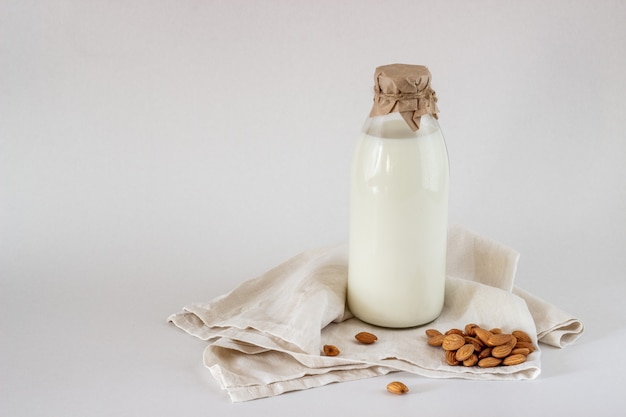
[323,345,340,356]
[355,331,378,344]
[386,381,409,395]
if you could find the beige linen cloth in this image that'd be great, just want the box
[168,225,584,402]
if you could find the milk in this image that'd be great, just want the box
[348,114,449,328]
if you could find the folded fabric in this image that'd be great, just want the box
[168,225,584,402]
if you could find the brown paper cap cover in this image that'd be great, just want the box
[369,64,439,131]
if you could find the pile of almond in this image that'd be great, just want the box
[426,323,536,368]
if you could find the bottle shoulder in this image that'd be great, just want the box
[362,113,442,139]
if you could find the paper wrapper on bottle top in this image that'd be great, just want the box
[369,63,439,131]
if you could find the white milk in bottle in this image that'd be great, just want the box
[348,64,449,328]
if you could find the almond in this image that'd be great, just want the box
[455,343,475,361]
[512,330,533,344]
[490,327,502,334]
[478,347,493,359]
[486,333,513,347]
[427,333,445,347]
[425,329,442,338]
[474,328,493,345]
[445,350,460,366]
[478,357,502,368]
[464,336,485,352]
[463,354,479,367]
[445,328,464,336]
[323,344,340,356]
[511,347,531,356]
[515,341,536,353]
[355,331,378,344]
[464,323,479,337]
[503,354,527,366]
[491,344,513,358]
[386,381,409,395]
[442,334,465,351]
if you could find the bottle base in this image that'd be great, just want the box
[348,306,443,329]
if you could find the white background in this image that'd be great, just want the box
[1,0,625,415]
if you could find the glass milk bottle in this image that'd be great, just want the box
[348,64,449,328]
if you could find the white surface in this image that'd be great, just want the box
[1,1,625,415]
